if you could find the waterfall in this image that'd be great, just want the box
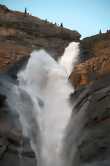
[59,42,79,76]
[7,42,79,166]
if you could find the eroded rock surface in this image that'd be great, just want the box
[64,75,110,166]
[0,74,36,166]
[70,32,110,88]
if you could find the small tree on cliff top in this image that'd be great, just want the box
[60,23,63,28]
[24,8,27,15]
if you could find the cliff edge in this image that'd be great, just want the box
[0,4,80,71]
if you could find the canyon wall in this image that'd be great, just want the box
[0,5,80,71]
[70,32,110,88]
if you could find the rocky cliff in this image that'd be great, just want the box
[0,4,110,166]
[0,74,36,166]
[70,32,110,88]
[0,4,80,72]
[65,74,110,166]
[0,5,110,89]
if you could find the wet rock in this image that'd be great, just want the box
[0,137,8,159]
[7,129,23,146]
[65,75,110,166]
[0,152,36,166]
[0,95,6,108]
[0,74,36,166]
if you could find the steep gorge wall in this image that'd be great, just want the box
[70,32,110,88]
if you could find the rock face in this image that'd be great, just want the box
[0,74,36,166]
[70,32,110,88]
[0,4,80,71]
[66,33,110,165]
[80,32,110,62]
[64,75,110,166]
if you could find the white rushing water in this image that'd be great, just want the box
[59,42,79,76]
[8,42,79,166]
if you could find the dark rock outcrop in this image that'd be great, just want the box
[0,74,36,166]
[64,74,110,166]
